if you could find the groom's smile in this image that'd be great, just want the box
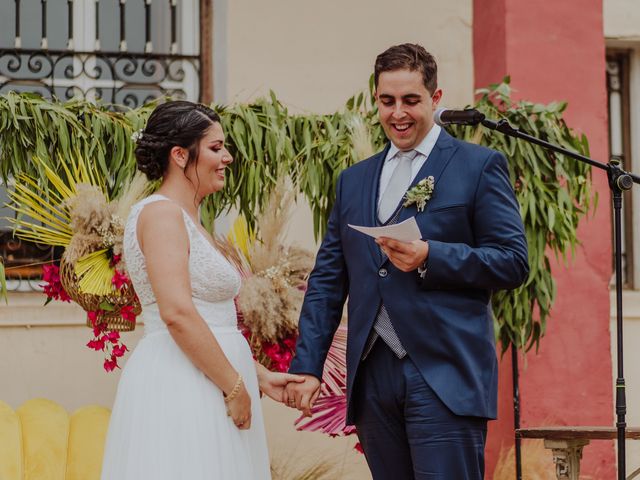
[375,68,442,151]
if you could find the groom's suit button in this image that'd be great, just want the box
[378,268,388,277]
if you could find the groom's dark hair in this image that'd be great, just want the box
[374,43,438,94]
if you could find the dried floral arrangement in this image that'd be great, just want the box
[7,154,150,371]
[233,182,315,372]
[231,179,360,448]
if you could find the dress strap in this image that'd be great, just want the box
[131,194,198,249]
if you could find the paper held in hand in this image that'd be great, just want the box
[348,217,422,243]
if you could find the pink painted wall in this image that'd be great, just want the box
[473,0,615,477]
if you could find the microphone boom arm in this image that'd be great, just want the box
[480,118,640,186]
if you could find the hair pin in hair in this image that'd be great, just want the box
[130,129,144,143]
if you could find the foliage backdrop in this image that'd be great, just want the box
[0,80,593,352]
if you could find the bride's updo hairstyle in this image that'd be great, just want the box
[134,100,220,180]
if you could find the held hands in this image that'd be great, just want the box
[376,238,429,272]
[257,369,307,403]
[256,365,320,417]
[283,374,321,417]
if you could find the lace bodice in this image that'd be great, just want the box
[123,194,241,331]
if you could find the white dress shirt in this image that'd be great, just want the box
[378,124,442,209]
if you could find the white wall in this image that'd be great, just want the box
[604,0,640,40]
[216,0,473,114]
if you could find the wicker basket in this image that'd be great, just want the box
[59,257,140,332]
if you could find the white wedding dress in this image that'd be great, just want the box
[101,194,271,480]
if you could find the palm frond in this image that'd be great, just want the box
[227,215,254,261]
[75,249,114,296]
[320,325,348,396]
[6,153,105,248]
[295,326,353,437]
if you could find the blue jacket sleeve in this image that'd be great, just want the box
[288,173,349,379]
[420,151,529,291]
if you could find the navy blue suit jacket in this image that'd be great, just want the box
[289,129,529,424]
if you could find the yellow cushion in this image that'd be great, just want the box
[0,400,22,480]
[17,399,69,480]
[65,406,111,480]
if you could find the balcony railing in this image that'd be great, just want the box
[0,0,202,108]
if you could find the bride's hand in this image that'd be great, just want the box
[258,369,306,403]
[226,383,252,430]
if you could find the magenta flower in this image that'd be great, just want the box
[85,310,130,372]
[105,331,120,344]
[86,338,105,351]
[112,344,128,358]
[111,270,129,290]
[103,357,119,372]
[41,263,71,302]
[110,254,122,267]
[120,305,136,323]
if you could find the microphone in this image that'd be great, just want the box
[433,108,485,126]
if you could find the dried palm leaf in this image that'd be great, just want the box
[75,249,114,296]
[7,153,106,248]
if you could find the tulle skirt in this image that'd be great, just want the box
[101,324,271,480]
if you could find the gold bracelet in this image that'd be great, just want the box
[224,374,243,403]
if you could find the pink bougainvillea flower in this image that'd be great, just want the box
[87,310,100,327]
[110,254,122,267]
[103,357,119,372]
[262,342,280,358]
[41,263,71,302]
[283,335,297,350]
[85,309,129,372]
[111,270,129,290]
[120,305,136,323]
[112,344,128,358]
[105,331,120,344]
[87,338,106,351]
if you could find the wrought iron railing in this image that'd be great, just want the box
[0,0,201,108]
[1,48,200,107]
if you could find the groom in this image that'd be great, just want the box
[285,43,528,479]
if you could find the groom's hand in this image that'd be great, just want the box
[376,237,429,272]
[283,374,321,417]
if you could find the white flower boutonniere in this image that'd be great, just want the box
[403,176,435,212]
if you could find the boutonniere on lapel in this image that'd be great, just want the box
[403,176,435,212]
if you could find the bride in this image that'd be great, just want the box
[101,101,304,479]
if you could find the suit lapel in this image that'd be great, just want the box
[396,129,457,224]
[364,144,390,264]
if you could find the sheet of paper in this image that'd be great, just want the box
[348,217,422,243]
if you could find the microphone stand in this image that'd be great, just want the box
[476,115,640,480]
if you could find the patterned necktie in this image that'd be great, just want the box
[363,150,418,360]
[378,150,417,223]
